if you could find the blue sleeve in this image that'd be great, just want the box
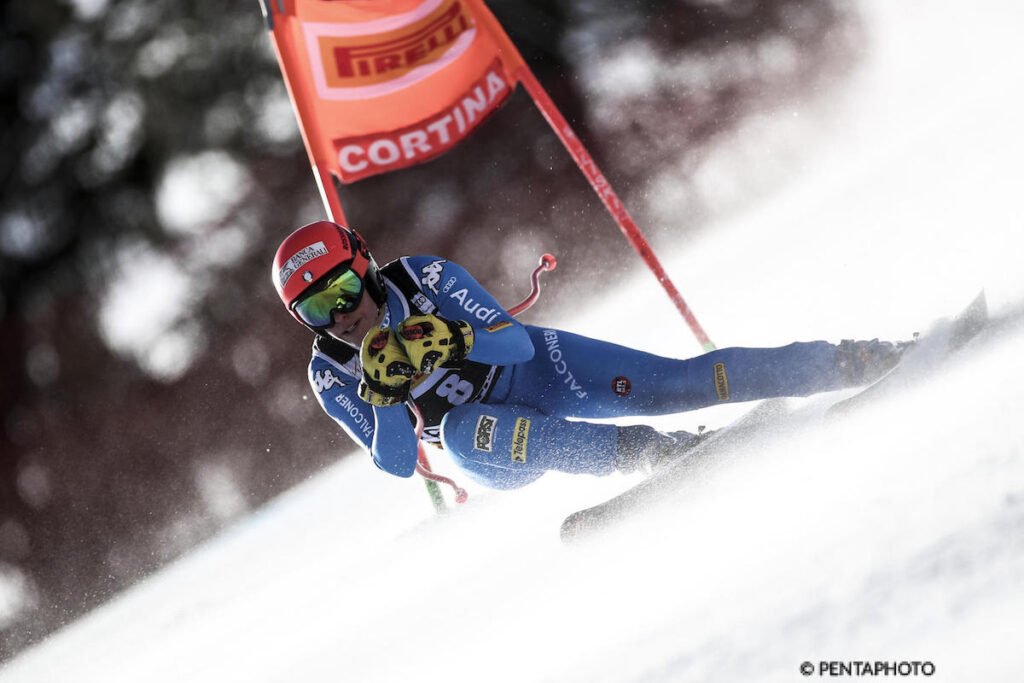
[309,358,376,451]
[405,255,535,365]
[309,357,418,478]
[370,404,419,477]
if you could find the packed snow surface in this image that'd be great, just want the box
[4,1,1023,681]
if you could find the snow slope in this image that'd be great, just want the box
[4,1,1023,681]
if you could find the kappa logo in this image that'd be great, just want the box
[279,241,328,288]
[510,417,530,463]
[309,0,475,99]
[312,369,345,393]
[419,259,446,294]
[473,414,497,452]
[713,362,730,402]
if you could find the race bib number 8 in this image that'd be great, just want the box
[436,374,474,405]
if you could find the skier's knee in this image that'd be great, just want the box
[440,404,545,490]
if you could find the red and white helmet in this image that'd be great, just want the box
[272,220,385,327]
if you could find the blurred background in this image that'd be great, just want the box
[0,0,859,659]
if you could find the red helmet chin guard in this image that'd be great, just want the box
[272,221,385,327]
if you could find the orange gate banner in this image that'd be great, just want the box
[264,0,526,191]
[262,0,716,350]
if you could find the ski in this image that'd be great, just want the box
[826,291,988,417]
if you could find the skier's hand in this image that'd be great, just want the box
[397,314,475,374]
[357,327,417,407]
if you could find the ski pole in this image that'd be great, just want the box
[508,254,557,316]
[409,399,468,506]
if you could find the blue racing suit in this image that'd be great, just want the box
[309,256,847,489]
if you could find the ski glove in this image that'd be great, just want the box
[396,314,475,374]
[358,327,417,407]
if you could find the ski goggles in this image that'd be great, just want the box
[291,268,364,329]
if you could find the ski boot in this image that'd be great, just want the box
[835,338,914,386]
[614,425,714,474]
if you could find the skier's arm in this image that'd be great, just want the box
[310,359,419,477]
[416,258,535,365]
[309,360,377,452]
[369,404,419,477]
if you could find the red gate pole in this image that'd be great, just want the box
[516,70,716,352]
[466,0,716,351]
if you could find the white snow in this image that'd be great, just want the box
[4,1,1024,681]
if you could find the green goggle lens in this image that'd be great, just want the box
[292,269,364,328]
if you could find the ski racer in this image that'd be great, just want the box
[272,220,907,490]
